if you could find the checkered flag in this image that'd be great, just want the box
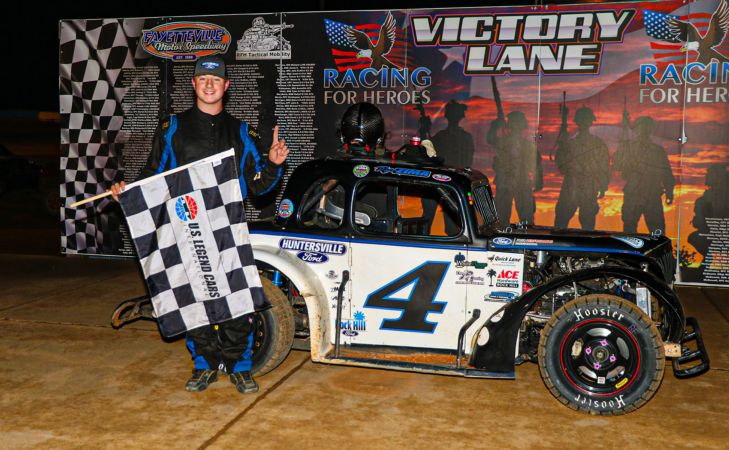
[118,149,269,337]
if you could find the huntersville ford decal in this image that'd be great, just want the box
[297,251,329,263]
[141,22,231,61]
[279,238,347,255]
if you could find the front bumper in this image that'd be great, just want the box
[672,317,710,378]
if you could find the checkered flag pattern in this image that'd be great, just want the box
[59,19,143,253]
[118,150,269,337]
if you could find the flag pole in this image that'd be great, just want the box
[69,190,113,208]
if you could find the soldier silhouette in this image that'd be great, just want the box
[553,107,610,230]
[238,17,293,52]
[613,116,675,234]
[688,164,729,258]
[431,100,474,169]
[487,111,542,225]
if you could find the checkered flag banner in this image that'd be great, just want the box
[59,19,144,254]
[118,149,269,337]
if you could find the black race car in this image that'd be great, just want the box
[114,152,709,415]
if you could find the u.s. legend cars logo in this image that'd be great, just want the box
[175,195,198,221]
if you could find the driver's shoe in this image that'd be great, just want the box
[230,371,259,394]
[185,369,218,392]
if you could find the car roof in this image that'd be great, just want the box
[287,155,486,188]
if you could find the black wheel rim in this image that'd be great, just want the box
[559,319,641,396]
[250,311,269,366]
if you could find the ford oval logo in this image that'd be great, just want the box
[492,237,513,245]
[297,251,329,263]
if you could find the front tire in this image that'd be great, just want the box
[538,294,665,415]
[251,276,295,376]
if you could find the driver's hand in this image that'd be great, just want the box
[111,181,126,202]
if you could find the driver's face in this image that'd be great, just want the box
[192,75,229,105]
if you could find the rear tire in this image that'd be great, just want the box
[251,276,295,376]
[538,294,665,415]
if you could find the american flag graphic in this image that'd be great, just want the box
[644,7,728,66]
[324,16,412,72]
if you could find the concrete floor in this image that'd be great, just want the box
[0,254,727,449]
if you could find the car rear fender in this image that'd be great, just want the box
[252,244,331,361]
[469,266,685,373]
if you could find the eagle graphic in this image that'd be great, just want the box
[345,12,401,69]
[667,0,729,63]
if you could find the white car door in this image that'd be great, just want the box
[345,177,469,350]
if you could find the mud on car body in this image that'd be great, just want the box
[252,154,708,415]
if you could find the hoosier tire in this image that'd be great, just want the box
[250,276,295,376]
[538,294,665,415]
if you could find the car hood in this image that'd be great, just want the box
[487,225,670,256]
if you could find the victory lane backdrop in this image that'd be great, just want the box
[118,150,266,337]
[60,1,729,287]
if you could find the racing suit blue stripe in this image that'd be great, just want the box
[238,122,255,199]
[156,115,178,173]
[186,335,210,370]
[232,332,254,373]
[238,122,282,196]
[259,165,282,195]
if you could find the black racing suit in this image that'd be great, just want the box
[140,104,282,373]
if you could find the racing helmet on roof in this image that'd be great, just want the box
[340,102,385,154]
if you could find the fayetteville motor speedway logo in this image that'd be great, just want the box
[141,22,231,61]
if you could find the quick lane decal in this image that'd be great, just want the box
[279,238,347,255]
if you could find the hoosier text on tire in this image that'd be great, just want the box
[538,294,665,415]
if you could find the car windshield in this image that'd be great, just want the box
[471,182,499,235]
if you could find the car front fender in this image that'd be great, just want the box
[469,266,685,373]
[252,244,332,361]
